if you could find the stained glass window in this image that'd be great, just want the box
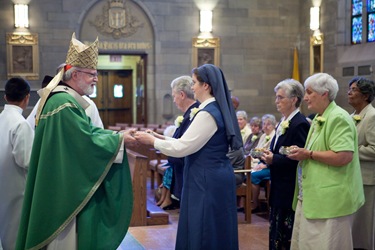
[352,16,363,43]
[353,0,363,15]
[352,0,363,44]
[369,14,375,41]
[368,0,375,11]
[368,0,375,42]
[351,0,375,44]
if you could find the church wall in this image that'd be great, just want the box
[0,0,373,123]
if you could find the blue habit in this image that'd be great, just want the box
[175,101,239,250]
[169,102,200,200]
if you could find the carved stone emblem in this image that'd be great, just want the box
[109,2,126,29]
[90,0,144,39]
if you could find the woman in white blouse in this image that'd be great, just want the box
[135,64,242,250]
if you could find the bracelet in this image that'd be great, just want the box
[309,150,314,160]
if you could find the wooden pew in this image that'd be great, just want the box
[146,123,161,131]
[126,149,169,226]
[127,143,167,189]
[149,149,168,189]
[115,123,129,129]
[146,200,169,225]
[235,156,253,223]
[131,123,145,130]
[127,149,148,226]
[107,125,121,131]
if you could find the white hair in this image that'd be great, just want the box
[236,110,248,120]
[304,73,339,101]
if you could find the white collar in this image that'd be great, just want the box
[198,97,215,109]
[281,108,300,123]
[4,104,23,114]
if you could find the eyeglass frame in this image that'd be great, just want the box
[347,87,361,94]
[275,95,295,101]
[76,70,98,79]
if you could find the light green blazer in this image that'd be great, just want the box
[292,101,365,219]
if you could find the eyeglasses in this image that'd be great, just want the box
[275,95,295,101]
[348,87,360,94]
[76,70,98,78]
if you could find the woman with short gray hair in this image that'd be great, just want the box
[274,78,305,107]
[262,78,310,249]
[243,116,263,155]
[348,77,375,250]
[250,114,276,213]
[236,110,251,143]
[170,75,195,100]
[156,75,199,210]
[288,73,364,249]
[304,72,339,102]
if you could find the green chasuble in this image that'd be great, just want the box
[16,87,133,250]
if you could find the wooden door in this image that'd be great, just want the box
[94,70,133,128]
[135,57,147,124]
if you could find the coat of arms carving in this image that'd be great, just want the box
[90,0,144,39]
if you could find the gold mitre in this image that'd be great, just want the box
[65,33,98,69]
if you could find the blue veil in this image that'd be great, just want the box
[196,64,243,150]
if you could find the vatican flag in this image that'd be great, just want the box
[292,47,300,82]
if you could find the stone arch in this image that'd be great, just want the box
[72,0,160,123]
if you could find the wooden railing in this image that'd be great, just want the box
[126,148,169,226]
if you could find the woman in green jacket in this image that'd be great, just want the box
[288,73,364,250]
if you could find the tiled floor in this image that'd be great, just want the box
[128,178,270,250]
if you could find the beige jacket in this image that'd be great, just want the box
[355,103,375,185]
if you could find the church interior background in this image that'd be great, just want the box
[0,0,374,128]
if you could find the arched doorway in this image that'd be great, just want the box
[77,0,156,128]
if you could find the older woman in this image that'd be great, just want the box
[155,76,199,210]
[257,114,276,151]
[243,116,263,155]
[288,73,364,249]
[135,64,241,250]
[262,79,310,249]
[250,114,276,212]
[237,110,252,143]
[348,77,375,250]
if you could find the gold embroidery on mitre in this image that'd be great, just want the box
[65,33,98,69]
